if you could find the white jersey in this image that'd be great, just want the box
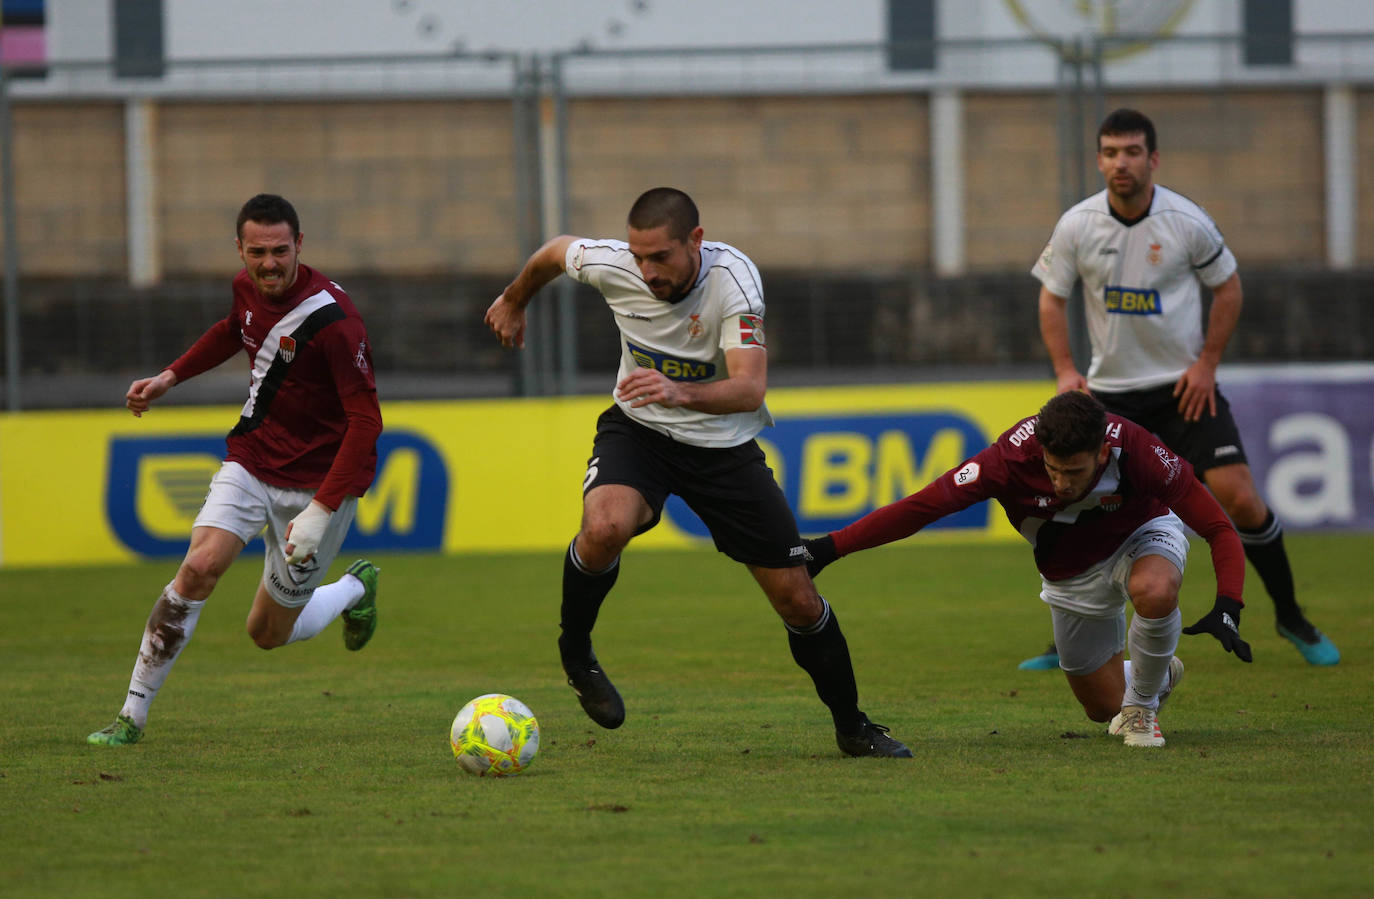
[565,237,772,448]
[1032,184,1238,392]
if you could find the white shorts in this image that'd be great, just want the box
[1040,513,1190,676]
[194,461,358,608]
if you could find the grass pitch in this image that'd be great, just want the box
[2,536,1371,897]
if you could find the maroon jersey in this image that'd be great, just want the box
[168,263,381,509]
[832,412,1244,596]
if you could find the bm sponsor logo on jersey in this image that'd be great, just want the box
[105,432,448,557]
[1104,286,1162,315]
[626,340,716,382]
[664,413,991,538]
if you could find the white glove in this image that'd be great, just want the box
[284,501,331,565]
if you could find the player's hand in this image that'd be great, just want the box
[484,293,528,349]
[1172,360,1218,423]
[284,500,331,565]
[802,535,838,579]
[1182,595,1252,662]
[1054,371,1089,395]
[616,368,685,408]
[126,370,177,417]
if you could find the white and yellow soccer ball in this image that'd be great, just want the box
[449,693,540,777]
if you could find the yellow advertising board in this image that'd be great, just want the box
[0,382,1056,568]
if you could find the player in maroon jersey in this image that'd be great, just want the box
[89,194,384,747]
[803,391,1251,748]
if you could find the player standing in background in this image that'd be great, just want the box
[484,187,911,758]
[1024,107,1338,670]
[89,194,384,746]
[805,391,1252,747]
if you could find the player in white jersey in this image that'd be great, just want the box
[485,187,911,758]
[1026,108,1338,669]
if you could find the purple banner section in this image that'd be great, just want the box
[1220,366,1374,531]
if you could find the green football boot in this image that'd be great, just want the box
[87,714,143,746]
[342,559,380,651]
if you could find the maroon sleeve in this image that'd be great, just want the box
[167,318,241,382]
[312,319,382,510]
[831,448,997,557]
[313,389,382,510]
[1171,478,1246,603]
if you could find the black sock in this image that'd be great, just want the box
[560,539,619,666]
[786,598,862,732]
[1238,511,1303,626]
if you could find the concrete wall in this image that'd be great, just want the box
[7,103,126,277]
[0,88,1365,278]
[564,94,930,272]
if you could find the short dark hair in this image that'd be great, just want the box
[1036,391,1107,458]
[236,193,300,240]
[627,187,699,242]
[1097,108,1157,154]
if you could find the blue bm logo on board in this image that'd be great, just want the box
[664,413,991,538]
[106,431,447,557]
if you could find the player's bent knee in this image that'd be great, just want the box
[1083,704,1116,724]
[578,523,632,559]
[247,623,288,650]
[1130,586,1179,620]
[176,556,225,596]
[769,591,823,627]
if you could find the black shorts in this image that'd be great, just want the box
[583,405,805,568]
[1095,383,1249,475]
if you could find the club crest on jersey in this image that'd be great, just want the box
[278,335,296,363]
[1147,243,1163,265]
[1153,445,1182,484]
[740,314,765,347]
[688,313,704,339]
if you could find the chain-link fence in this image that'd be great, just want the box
[2,34,1373,410]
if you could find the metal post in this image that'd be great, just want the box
[548,55,578,395]
[1054,39,1092,378]
[0,67,22,411]
[125,96,162,287]
[511,54,545,396]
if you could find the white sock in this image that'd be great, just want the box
[119,584,206,730]
[1124,608,1182,710]
[285,573,364,644]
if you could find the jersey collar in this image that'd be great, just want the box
[1106,188,1154,228]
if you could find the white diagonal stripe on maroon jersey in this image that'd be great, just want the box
[240,290,337,421]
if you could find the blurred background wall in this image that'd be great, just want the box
[1,0,1372,407]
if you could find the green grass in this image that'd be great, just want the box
[2,536,1371,898]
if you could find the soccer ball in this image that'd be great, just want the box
[449,693,540,777]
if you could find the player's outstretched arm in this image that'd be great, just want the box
[125,370,178,417]
[485,235,578,349]
[1173,477,1252,662]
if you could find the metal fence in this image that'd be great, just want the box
[3,33,1374,410]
